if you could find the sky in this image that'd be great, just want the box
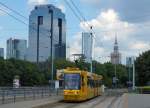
[0,0,150,63]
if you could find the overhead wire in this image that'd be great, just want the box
[0,8,28,25]
[0,4,79,52]
[0,2,28,20]
[2,1,150,34]
[69,0,96,36]
[0,3,81,53]
[63,0,90,32]
[66,0,103,46]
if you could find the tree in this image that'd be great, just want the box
[0,59,46,86]
[135,50,150,86]
[0,58,128,87]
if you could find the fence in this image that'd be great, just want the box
[104,89,128,96]
[0,87,63,105]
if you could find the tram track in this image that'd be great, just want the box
[62,96,107,108]
[33,101,64,108]
[34,96,107,108]
[64,96,108,108]
[33,99,81,108]
[34,95,122,108]
[92,96,107,108]
[107,95,121,108]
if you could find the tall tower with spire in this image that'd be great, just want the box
[111,36,121,64]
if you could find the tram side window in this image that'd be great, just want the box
[90,79,92,88]
[91,80,94,88]
[87,79,93,88]
[96,80,99,88]
[98,80,100,87]
[97,80,99,87]
[87,79,90,88]
[93,80,95,88]
[92,80,94,88]
[81,76,85,86]
[94,80,96,88]
[91,80,93,88]
[98,80,102,87]
[95,80,99,88]
[95,80,97,87]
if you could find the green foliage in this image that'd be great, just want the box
[54,58,75,69]
[0,58,128,87]
[94,62,127,87]
[0,59,46,86]
[70,58,127,88]
[135,50,150,86]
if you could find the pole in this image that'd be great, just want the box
[50,10,54,81]
[90,26,93,73]
[129,66,130,82]
[115,63,117,78]
[114,63,117,88]
[132,57,135,90]
[37,18,40,64]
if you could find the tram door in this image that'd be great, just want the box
[81,73,87,99]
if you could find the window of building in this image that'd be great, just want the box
[38,16,43,25]
[58,18,62,44]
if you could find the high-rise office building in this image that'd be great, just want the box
[0,48,4,58]
[82,32,93,63]
[126,57,133,67]
[26,4,66,62]
[7,38,27,60]
[110,36,121,64]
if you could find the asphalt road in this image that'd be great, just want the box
[128,94,150,108]
[35,95,124,108]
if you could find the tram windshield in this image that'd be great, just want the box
[64,73,80,90]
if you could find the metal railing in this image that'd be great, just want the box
[0,87,63,105]
[104,89,128,96]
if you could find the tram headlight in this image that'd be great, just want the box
[74,91,79,95]
[64,91,67,95]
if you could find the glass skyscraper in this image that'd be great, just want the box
[7,38,27,60]
[82,32,93,63]
[0,48,4,58]
[26,4,66,62]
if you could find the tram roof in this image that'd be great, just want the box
[63,67,103,80]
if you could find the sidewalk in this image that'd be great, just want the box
[0,96,63,108]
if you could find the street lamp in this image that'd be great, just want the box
[90,26,94,73]
[132,57,135,90]
[49,9,54,81]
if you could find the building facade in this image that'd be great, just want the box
[7,38,27,60]
[126,57,133,67]
[26,4,66,62]
[0,48,4,58]
[82,32,93,63]
[110,36,121,64]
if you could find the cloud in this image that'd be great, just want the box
[28,0,48,5]
[57,4,66,13]
[80,9,135,42]
[69,9,150,63]
[130,42,150,50]
[81,0,100,6]
[68,32,82,61]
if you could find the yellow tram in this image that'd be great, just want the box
[58,67,103,102]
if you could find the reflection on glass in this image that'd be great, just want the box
[64,73,80,90]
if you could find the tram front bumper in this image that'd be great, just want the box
[64,95,85,101]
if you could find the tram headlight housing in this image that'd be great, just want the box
[74,91,79,95]
[64,91,67,95]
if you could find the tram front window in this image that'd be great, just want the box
[64,73,80,90]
